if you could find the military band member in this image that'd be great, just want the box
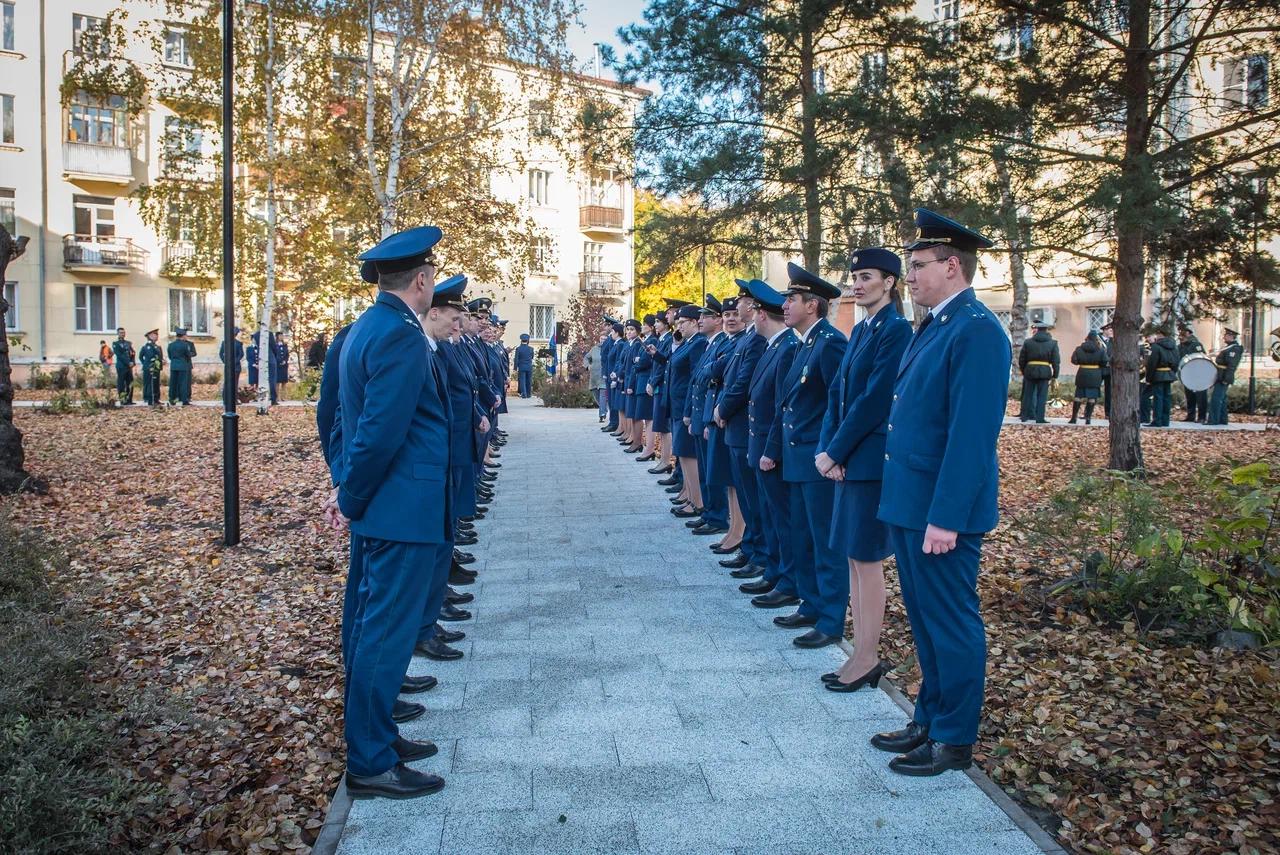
[1145,324,1179,428]
[1069,331,1108,424]
[1018,321,1059,423]
[220,328,245,391]
[111,328,136,405]
[873,208,1011,777]
[1208,328,1244,425]
[1177,324,1208,423]
[815,248,911,690]
[139,329,164,406]
[1138,326,1155,424]
[1100,321,1114,417]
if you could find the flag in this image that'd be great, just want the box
[548,323,557,376]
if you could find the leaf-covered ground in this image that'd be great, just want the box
[4,408,1278,854]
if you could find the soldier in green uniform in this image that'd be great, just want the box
[167,328,197,406]
[1018,320,1059,423]
[1145,324,1179,427]
[1177,324,1208,423]
[110,327,136,405]
[1100,321,1114,416]
[1069,330,1107,424]
[139,329,164,406]
[1208,328,1244,425]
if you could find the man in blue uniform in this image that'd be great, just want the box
[767,263,847,648]
[873,208,1011,777]
[326,226,451,800]
[686,296,730,535]
[220,327,244,392]
[167,328,197,406]
[111,327,135,405]
[514,334,536,397]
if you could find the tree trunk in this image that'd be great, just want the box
[798,24,821,271]
[256,0,278,415]
[0,227,33,493]
[995,151,1029,374]
[1109,0,1152,473]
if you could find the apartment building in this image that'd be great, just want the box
[0,0,644,382]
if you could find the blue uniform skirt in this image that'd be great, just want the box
[652,393,670,432]
[705,426,734,488]
[830,479,891,562]
[672,420,697,457]
[624,391,638,419]
[635,392,654,419]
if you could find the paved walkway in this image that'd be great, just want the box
[322,398,1055,855]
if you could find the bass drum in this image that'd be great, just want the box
[1178,353,1217,392]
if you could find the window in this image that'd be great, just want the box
[1225,55,1269,110]
[74,284,117,332]
[335,294,371,323]
[583,241,604,273]
[993,310,1012,339]
[529,304,555,340]
[2,1,14,52]
[1087,306,1115,332]
[933,0,961,23]
[528,169,550,205]
[72,14,106,56]
[0,187,13,234]
[860,52,886,90]
[858,142,879,178]
[67,91,128,146]
[168,288,210,335]
[73,194,114,239]
[163,27,192,67]
[1,93,12,144]
[529,100,553,138]
[813,66,827,95]
[163,116,202,159]
[995,17,1033,59]
[531,236,554,273]
[1094,0,1128,34]
[3,281,16,330]
[166,198,194,243]
[581,168,620,207]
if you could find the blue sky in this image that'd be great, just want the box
[566,0,649,82]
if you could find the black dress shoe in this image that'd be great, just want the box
[399,674,438,694]
[391,699,426,723]
[488,462,502,468]
[752,590,800,608]
[672,507,702,519]
[393,736,439,762]
[451,564,477,579]
[657,475,680,486]
[740,578,775,594]
[710,541,742,554]
[346,762,444,800]
[456,523,476,534]
[691,523,727,535]
[684,517,707,528]
[446,590,475,605]
[888,741,973,777]
[476,490,494,500]
[635,452,657,462]
[664,485,683,493]
[448,568,476,586]
[435,627,465,643]
[773,610,817,628]
[453,550,475,564]
[729,564,765,579]
[719,553,749,568]
[416,638,464,660]
[793,629,839,648]
[826,662,885,693]
[870,721,930,753]
[455,534,478,546]
[439,603,472,622]
[670,496,687,505]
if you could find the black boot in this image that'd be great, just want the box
[1068,401,1079,424]
[1084,403,1094,425]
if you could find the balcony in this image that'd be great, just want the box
[63,234,146,273]
[579,204,625,234]
[62,141,133,184]
[579,271,625,295]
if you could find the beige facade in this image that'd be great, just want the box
[0,0,643,382]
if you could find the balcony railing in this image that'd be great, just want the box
[63,234,146,272]
[579,204,624,232]
[62,141,133,183]
[579,271,625,295]
[162,242,196,267]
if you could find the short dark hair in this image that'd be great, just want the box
[799,293,829,319]
[931,245,978,283]
[378,264,426,292]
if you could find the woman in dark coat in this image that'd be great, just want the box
[621,320,644,452]
[815,248,912,692]
[1069,331,1108,424]
[634,316,660,461]
[667,307,708,512]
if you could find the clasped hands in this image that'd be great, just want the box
[322,486,349,532]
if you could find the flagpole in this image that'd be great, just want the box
[221,0,241,546]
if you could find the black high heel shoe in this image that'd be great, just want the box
[635,452,657,462]
[825,662,887,693]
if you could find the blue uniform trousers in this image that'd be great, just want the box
[1139,383,1153,423]
[341,533,366,671]
[1024,379,1049,422]
[755,467,796,596]
[416,533,456,645]
[1151,382,1172,426]
[518,369,532,398]
[1208,381,1229,424]
[607,389,621,429]
[729,445,764,566]
[345,537,450,776]
[888,526,986,745]
[788,479,847,638]
[695,433,728,528]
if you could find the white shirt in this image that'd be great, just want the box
[926,289,964,319]
[424,333,438,352]
[796,321,820,344]
[767,327,793,346]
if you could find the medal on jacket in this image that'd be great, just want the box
[801,365,809,383]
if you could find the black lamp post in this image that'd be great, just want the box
[221,0,241,546]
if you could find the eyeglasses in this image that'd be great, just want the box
[907,258,950,273]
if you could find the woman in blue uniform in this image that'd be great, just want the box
[634,316,660,461]
[815,249,912,692]
[645,313,675,472]
[621,320,644,452]
[667,306,708,513]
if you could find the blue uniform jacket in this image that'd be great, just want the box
[687,333,727,434]
[773,318,847,483]
[650,332,673,402]
[636,334,658,391]
[439,339,484,466]
[623,338,641,393]
[462,336,498,412]
[316,323,353,475]
[219,339,245,372]
[668,333,707,428]
[335,291,452,543]
[716,327,767,449]
[748,330,799,467]
[701,332,739,427]
[818,304,912,481]
[878,288,1011,534]
[514,344,535,370]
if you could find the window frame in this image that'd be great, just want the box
[1087,306,1115,333]
[162,26,193,68]
[71,13,107,57]
[66,90,128,147]
[168,287,211,335]
[1,93,13,145]
[529,99,553,139]
[529,304,555,340]
[528,168,550,206]
[0,187,14,234]
[583,240,605,273]
[74,283,118,333]
[530,235,554,274]
[3,280,16,331]
[2,1,15,53]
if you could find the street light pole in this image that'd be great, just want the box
[221,0,241,546]
[1247,177,1266,415]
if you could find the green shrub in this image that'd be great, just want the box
[0,518,156,853]
[285,366,322,401]
[201,369,222,387]
[539,379,596,408]
[531,361,551,394]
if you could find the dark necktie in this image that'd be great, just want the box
[915,312,935,338]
